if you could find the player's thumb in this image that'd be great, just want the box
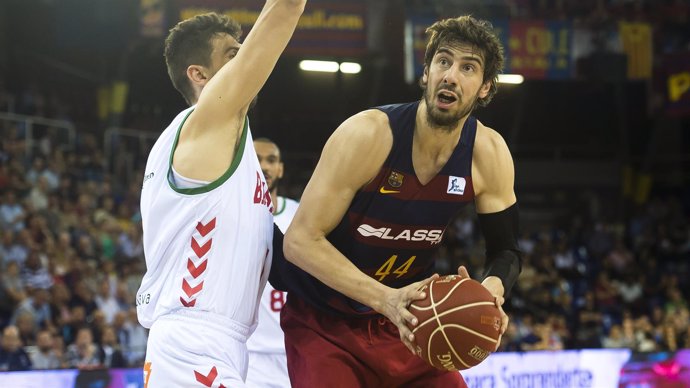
[457,265,470,279]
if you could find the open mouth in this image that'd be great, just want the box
[437,91,458,105]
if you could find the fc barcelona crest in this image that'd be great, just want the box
[388,171,404,188]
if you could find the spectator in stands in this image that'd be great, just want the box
[111,311,130,356]
[95,279,120,325]
[634,316,658,352]
[593,271,620,317]
[99,260,119,297]
[659,321,678,352]
[1,261,26,306]
[0,191,25,232]
[26,214,52,248]
[116,222,143,262]
[574,291,604,348]
[522,322,564,351]
[113,282,131,313]
[0,164,10,191]
[30,329,61,369]
[0,230,29,269]
[60,305,86,346]
[123,307,146,366]
[65,326,100,369]
[52,333,67,369]
[8,169,31,198]
[90,310,108,346]
[602,324,634,348]
[604,236,634,276]
[52,232,74,277]
[14,311,37,347]
[615,271,644,313]
[553,239,577,278]
[0,325,31,371]
[25,155,59,191]
[20,251,53,290]
[665,286,688,314]
[26,176,51,212]
[69,280,98,319]
[97,326,126,368]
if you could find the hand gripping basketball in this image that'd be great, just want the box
[408,274,502,371]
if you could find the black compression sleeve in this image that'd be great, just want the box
[268,223,289,291]
[477,203,522,294]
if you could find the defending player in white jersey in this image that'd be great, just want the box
[136,2,306,387]
[246,138,299,388]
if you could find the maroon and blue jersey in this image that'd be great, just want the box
[285,101,478,317]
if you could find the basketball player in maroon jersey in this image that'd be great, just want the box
[281,16,522,387]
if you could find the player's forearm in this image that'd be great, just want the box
[284,227,389,311]
[200,0,305,113]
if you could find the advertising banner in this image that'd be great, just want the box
[495,20,573,79]
[462,349,632,388]
[177,0,367,57]
[405,17,573,83]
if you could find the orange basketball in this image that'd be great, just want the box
[409,275,501,371]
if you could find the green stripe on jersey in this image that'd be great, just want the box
[167,113,249,195]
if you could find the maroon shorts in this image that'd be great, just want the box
[281,295,467,388]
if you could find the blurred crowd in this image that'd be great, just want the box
[440,195,690,353]
[0,117,148,371]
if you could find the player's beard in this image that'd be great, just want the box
[422,85,477,131]
[265,175,279,192]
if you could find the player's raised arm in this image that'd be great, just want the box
[195,0,305,121]
[284,110,437,354]
[175,0,306,181]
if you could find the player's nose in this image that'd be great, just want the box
[442,69,459,86]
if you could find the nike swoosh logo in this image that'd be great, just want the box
[379,187,400,194]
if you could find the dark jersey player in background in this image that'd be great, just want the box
[282,15,522,388]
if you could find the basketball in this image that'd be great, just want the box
[409,275,501,371]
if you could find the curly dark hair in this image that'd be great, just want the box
[423,16,504,107]
[164,12,242,105]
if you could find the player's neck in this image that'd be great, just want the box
[270,189,280,215]
[415,102,465,158]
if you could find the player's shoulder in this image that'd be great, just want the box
[328,109,393,153]
[341,109,392,136]
[473,119,510,159]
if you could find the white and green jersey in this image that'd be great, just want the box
[247,196,299,354]
[137,107,274,338]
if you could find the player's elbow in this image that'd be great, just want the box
[283,226,307,266]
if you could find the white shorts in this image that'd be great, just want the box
[246,352,290,388]
[144,311,250,388]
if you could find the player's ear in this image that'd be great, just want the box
[187,65,209,87]
[419,66,429,89]
[478,79,491,99]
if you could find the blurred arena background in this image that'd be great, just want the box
[0,0,688,386]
